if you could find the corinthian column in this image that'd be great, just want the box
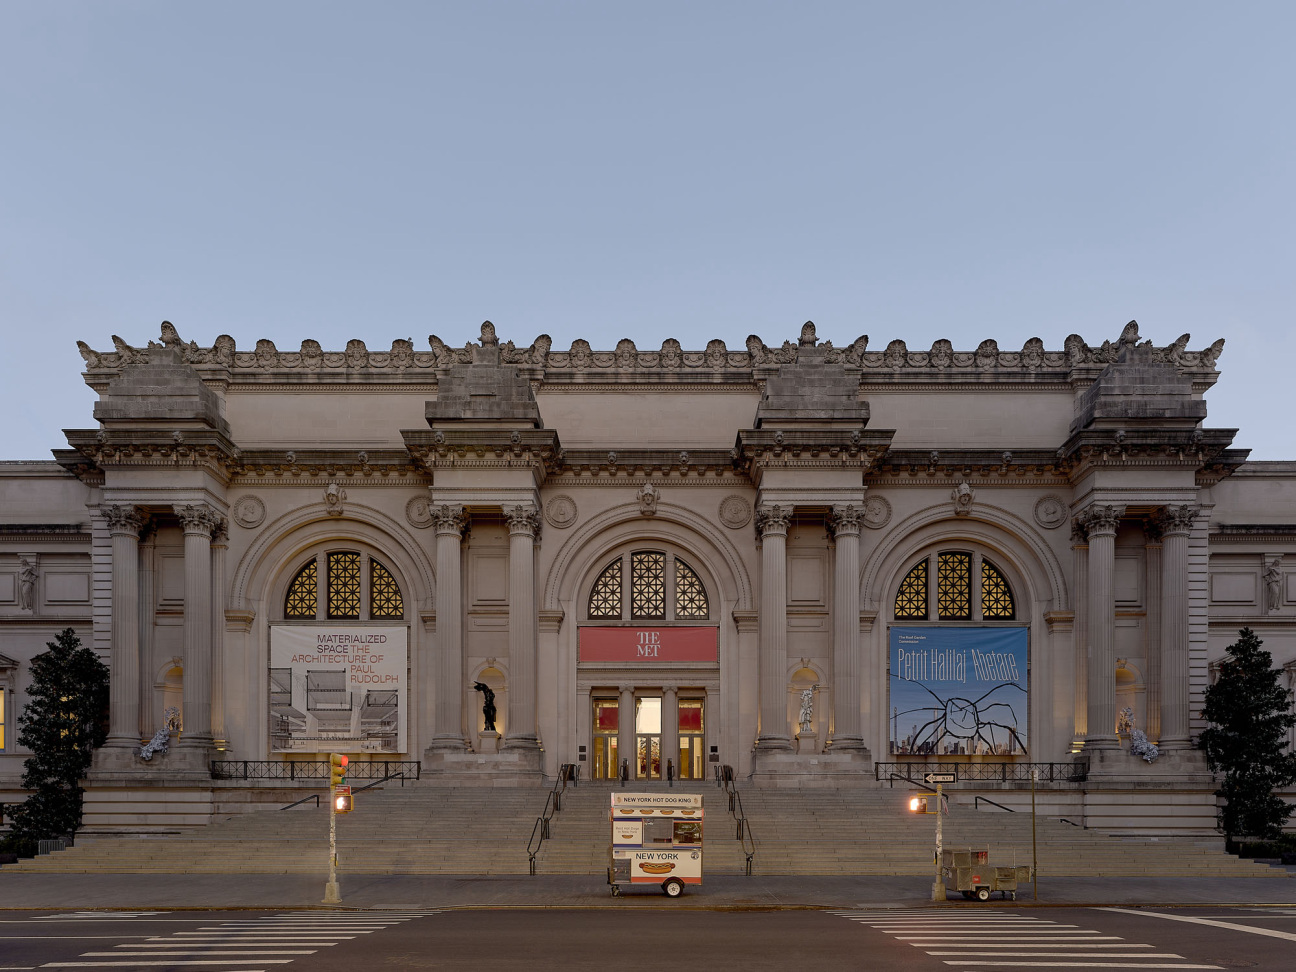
[503,504,540,751]
[1143,518,1164,742]
[1082,504,1124,750]
[828,504,865,751]
[1070,519,1089,746]
[102,504,147,749]
[755,504,793,751]
[1156,505,1197,749]
[176,503,219,750]
[430,504,469,751]
[210,518,228,750]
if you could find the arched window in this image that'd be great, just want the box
[586,550,710,621]
[892,550,1015,621]
[283,550,405,621]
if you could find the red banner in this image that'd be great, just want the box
[579,627,718,663]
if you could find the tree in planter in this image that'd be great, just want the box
[1199,627,1296,840]
[6,628,109,846]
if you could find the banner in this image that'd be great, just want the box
[269,625,407,754]
[579,627,718,663]
[889,626,1028,756]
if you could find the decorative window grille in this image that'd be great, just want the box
[981,559,1015,620]
[588,559,623,618]
[937,552,972,620]
[327,552,362,619]
[893,560,928,620]
[674,559,709,619]
[631,552,666,619]
[370,559,404,619]
[284,559,318,618]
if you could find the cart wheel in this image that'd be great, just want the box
[1009,891,1017,901]
[975,887,991,902]
[611,885,620,897]
[663,878,685,898]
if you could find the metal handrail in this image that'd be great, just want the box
[352,772,408,794]
[974,795,1016,813]
[718,764,755,875]
[278,794,320,811]
[212,759,421,781]
[527,763,576,875]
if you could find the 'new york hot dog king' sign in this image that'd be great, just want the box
[579,627,717,662]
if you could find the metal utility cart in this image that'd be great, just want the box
[941,847,1033,901]
[608,792,703,897]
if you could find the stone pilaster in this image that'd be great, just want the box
[137,523,156,739]
[754,504,793,751]
[1070,519,1089,747]
[503,504,540,752]
[619,684,635,780]
[662,684,679,781]
[1156,504,1198,749]
[176,503,219,752]
[102,504,146,750]
[429,504,469,752]
[1081,504,1124,750]
[1143,518,1164,742]
[210,518,228,752]
[828,504,866,751]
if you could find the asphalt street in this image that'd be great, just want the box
[3,907,1296,972]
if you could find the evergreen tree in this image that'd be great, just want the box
[1199,627,1296,839]
[7,628,109,843]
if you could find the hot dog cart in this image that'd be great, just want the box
[608,792,703,897]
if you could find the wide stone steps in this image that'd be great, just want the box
[7,782,1280,877]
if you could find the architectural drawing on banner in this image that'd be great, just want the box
[269,625,408,754]
[889,626,1027,756]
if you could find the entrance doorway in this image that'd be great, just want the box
[636,696,661,780]
[591,698,619,780]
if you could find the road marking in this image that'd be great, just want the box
[43,963,294,968]
[1102,908,1296,944]
[909,943,1143,948]
[944,964,1220,969]
[928,954,1185,959]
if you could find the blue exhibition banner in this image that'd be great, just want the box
[889,626,1028,756]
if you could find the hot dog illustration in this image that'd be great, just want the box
[639,861,676,874]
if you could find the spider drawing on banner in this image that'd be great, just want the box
[890,678,1026,756]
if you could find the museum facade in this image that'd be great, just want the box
[2,319,1294,833]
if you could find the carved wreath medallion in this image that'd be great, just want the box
[718,495,752,529]
[545,494,578,529]
[861,495,892,530]
[1033,495,1068,530]
[405,495,433,529]
[232,495,266,529]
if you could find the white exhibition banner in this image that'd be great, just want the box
[269,625,407,755]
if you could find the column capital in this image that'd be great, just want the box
[1078,504,1125,539]
[828,504,864,538]
[1142,516,1163,544]
[755,504,792,539]
[1070,518,1089,546]
[662,683,678,694]
[102,504,147,537]
[432,503,468,536]
[505,503,541,539]
[175,503,221,536]
[1153,504,1199,538]
[210,517,229,546]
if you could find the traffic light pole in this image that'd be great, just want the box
[931,781,943,902]
[324,781,341,904]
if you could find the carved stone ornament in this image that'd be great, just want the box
[544,494,578,530]
[16,557,37,612]
[1264,558,1283,614]
[405,495,434,529]
[431,504,468,535]
[718,495,753,530]
[1153,504,1198,537]
[755,504,792,538]
[828,505,865,536]
[175,503,221,535]
[505,504,542,537]
[323,483,347,517]
[1078,504,1125,538]
[1033,495,1068,530]
[232,494,266,529]
[861,495,892,530]
[101,503,147,535]
[951,482,975,516]
[637,482,659,516]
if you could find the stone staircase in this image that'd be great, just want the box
[7,780,1282,877]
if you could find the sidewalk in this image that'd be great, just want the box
[0,872,1293,910]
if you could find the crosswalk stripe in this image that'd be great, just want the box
[943,964,1221,969]
[926,954,1185,959]
[43,962,295,967]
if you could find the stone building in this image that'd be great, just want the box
[1,319,1293,834]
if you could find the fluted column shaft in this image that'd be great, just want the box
[829,505,865,750]
[619,685,635,779]
[1158,505,1197,748]
[210,520,228,749]
[431,505,469,750]
[138,528,156,737]
[176,503,218,747]
[1083,505,1123,750]
[755,505,793,751]
[1070,522,1089,744]
[1143,524,1164,741]
[103,505,146,748]
[662,684,679,780]
[504,505,540,750]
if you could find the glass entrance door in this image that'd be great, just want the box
[591,698,619,780]
[635,696,662,780]
[678,699,704,779]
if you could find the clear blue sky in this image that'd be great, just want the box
[2,2,1291,460]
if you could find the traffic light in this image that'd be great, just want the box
[908,794,931,814]
[330,753,348,787]
[334,786,353,813]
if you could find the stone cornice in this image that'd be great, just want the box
[62,428,240,482]
[867,448,1066,484]
[1055,427,1245,483]
[403,429,562,478]
[231,448,419,481]
[734,429,894,480]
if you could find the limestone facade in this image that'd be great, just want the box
[0,319,1292,833]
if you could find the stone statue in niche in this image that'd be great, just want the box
[473,681,497,732]
[1265,559,1283,614]
[17,557,37,612]
[797,686,817,734]
[637,482,659,516]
